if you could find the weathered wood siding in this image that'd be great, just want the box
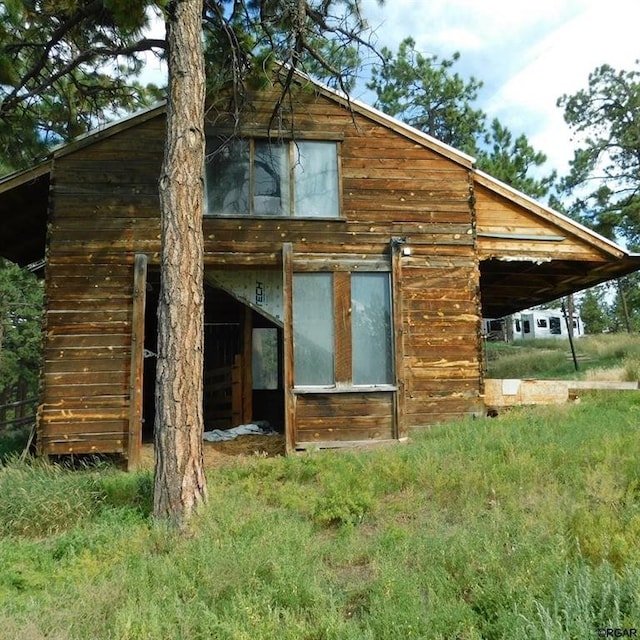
[204,87,484,434]
[39,84,484,455]
[401,254,484,426]
[40,119,164,455]
[294,392,394,445]
[475,183,606,261]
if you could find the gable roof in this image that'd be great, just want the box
[1,75,639,315]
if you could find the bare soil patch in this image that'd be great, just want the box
[139,434,286,471]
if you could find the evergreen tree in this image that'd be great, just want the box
[0,0,165,174]
[0,259,43,398]
[154,0,380,527]
[367,38,485,154]
[608,275,640,333]
[367,37,556,199]
[477,119,556,200]
[579,286,610,334]
[558,63,640,245]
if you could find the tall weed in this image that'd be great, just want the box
[622,357,640,382]
[0,459,103,537]
[0,459,153,538]
[519,562,640,638]
[486,333,640,380]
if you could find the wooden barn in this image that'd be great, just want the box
[1,72,639,468]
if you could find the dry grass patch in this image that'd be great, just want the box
[139,434,286,470]
[584,366,627,381]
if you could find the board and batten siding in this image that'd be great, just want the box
[38,84,484,456]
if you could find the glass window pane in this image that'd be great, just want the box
[293,273,334,385]
[351,273,393,384]
[205,139,249,215]
[254,142,289,216]
[294,141,339,218]
[252,328,279,390]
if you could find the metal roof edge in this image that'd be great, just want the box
[52,101,167,159]
[287,67,477,168]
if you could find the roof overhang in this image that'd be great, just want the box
[474,170,640,317]
[0,161,52,267]
[480,254,640,318]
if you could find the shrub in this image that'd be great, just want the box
[313,484,373,527]
[0,428,31,463]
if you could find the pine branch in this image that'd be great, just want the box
[1,38,166,115]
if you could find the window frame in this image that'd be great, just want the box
[291,269,396,392]
[549,317,562,335]
[204,136,343,219]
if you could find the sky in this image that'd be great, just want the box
[141,1,639,177]
[357,0,640,177]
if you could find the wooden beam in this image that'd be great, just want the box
[127,253,147,471]
[231,354,242,426]
[391,241,406,440]
[477,232,566,242]
[242,305,253,423]
[334,271,352,384]
[282,242,295,453]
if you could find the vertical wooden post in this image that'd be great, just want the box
[127,253,147,471]
[282,243,295,453]
[334,271,352,384]
[242,305,253,423]
[391,242,406,440]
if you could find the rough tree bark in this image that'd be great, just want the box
[154,0,208,527]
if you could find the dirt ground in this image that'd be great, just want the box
[139,434,286,470]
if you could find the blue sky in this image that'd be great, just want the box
[141,1,640,177]
[358,0,640,176]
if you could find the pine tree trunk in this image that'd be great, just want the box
[154,0,207,527]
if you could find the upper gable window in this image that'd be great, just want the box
[205,138,340,218]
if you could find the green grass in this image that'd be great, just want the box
[0,426,32,463]
[486,333,640,380]
[1,391,640,638]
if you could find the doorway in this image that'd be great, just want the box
[141,275,284,440]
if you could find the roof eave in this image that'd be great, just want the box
[52,101,167,160]
[474,169,630,258]
[289,68,476,169]
[0,159,53,194]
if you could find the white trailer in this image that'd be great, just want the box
[483,308,584,341]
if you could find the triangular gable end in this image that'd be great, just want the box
[475,169,627,259]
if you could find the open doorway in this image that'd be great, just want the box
[141,273,285,442]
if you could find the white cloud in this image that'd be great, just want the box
[360,0,640,176]
[139,1,639,178]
